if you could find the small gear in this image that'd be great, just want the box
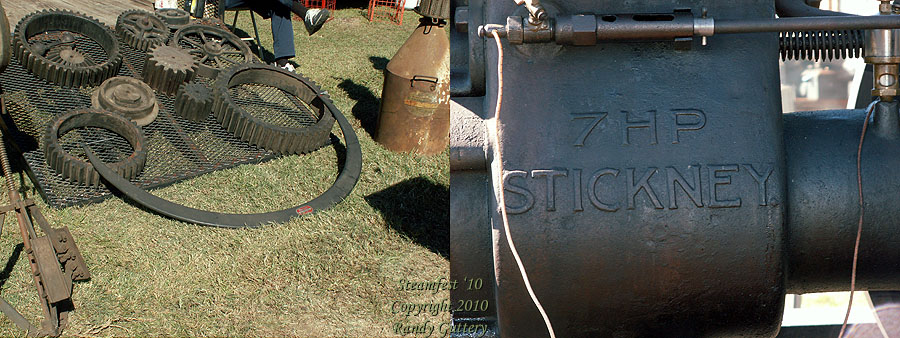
[156,8,190,31]
[46,47,95,68]
[211,63,335,155]
[174,82,212,122]
[14,9,122,87]
[142,44,197,95]
[91,76,159,126]
[43,108,148,187]
[170,24,253,78]
[115,10,169,52]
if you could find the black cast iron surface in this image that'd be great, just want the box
[0,30,324,208]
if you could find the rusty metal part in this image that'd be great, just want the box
[455,1,787,337]
[45,47,95,68]
[0,98,90,337]
[156,8,190,31]
[142,44,197,95]
[0,1,10,74]
[865,7,900,101]
[83,82,362,228]
[91,76,159,126]
[170,24,252,78]
[416,0,450,19]
[376,19,450,155]
[13,10,122,88]
[478,10,900,47]
[211,63,335,155]
[43,108,148,187]
[115,10,169,52]
[453,1,900,337]
[174,82,211,122]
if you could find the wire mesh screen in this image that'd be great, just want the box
[303,0,337,11]
[0,25,318,208]
[368,0,407,25]
[180,0,221,19]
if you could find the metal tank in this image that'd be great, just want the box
[450,0,900,336]
[376,18,450,155]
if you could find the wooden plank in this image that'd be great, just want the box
[3,0,153,27]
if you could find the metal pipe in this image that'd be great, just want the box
[785,103,900,293]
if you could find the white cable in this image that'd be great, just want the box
[490,30,557,338]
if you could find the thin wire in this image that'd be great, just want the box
[490,30,557,338]
[839,99,878,338]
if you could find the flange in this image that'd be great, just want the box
[43,108,148,187]
[115,10,169,52]
[91,76,159,126]
[142,44,197,95]
[13,9,122,87]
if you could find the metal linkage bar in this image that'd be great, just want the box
[478,10,900,47]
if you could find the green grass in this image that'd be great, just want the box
[0,7,448,336]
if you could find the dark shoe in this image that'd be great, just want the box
[304,9,330,35]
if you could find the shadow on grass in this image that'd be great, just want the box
[0,243,22,289]
[228,24,275,64]
[335,56,387,139]
[365,177,449,258]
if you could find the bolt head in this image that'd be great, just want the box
[571,15,596,46]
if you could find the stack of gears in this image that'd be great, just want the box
[3,8,359,226]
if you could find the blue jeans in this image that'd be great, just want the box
[225,0,295,59]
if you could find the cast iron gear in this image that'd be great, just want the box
[43,108,147,187]
[13,9,122,88]
[115,10,169,52]
[156,8,190,31]
[211,63,335,155]
[46,47,95,68]
[91,76,159,126]
[174,82,212,122]
[142,44,197,95]
[170,24,253,78]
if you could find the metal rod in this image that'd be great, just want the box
[715,15,900,34]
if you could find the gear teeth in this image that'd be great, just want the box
[156,8,190,31]
[116,10,169,52]
[170,24,253,78]
[14,9,122,88]
[43,108,148,187]
[142,45,197,95]
[174,82,212,122]
[210,63,335,155]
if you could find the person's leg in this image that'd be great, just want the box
[270,0,296,68]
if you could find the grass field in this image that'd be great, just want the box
[0,7,449,336]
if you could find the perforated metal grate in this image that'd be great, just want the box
[1,24,324,208]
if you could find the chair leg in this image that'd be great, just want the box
[248,11,265,63]
[231,9,239,29]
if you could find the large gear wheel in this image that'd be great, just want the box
[156,8,190,31]
[175,82,212,122]
[170,24,253,78]
[211,63,335,155]
[142,44,197,95]
[43,108,148,187]
[13,9,122,88]
[91,76,159,126]
[115,10,168,52]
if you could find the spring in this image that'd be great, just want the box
[779,30,864,61]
